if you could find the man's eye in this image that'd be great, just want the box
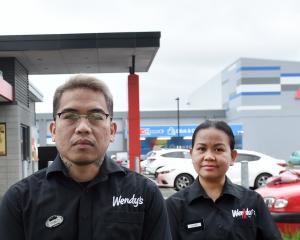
[88,113,105,120]
[63,113,78,120]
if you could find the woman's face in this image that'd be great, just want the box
[190,127,237,183]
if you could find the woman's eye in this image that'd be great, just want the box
[197,147,206,152]
[215,148,225,152]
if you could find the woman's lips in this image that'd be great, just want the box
[202,165,218,170]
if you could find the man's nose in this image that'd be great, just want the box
[75,117,92,133]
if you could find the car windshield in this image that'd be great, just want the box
[266,169,300,185]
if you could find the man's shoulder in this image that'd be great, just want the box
[3,168,48,201]
[114,167,157,188]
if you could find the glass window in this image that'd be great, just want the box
[183,151,191,159]
[162,151,184,158]
[236,153,260,163]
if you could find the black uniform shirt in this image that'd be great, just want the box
[0,155,171,240]
[166,177,282,240]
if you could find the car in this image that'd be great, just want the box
[155,149,287,191]
[256,169,300,239]
[110,152,129,168]
[140,150,155,173]
[144,148,191,175]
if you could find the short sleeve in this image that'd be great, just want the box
[255,193,283,240]
[166,196,182,240]
[141,181,172,240]
[0,185,25,240]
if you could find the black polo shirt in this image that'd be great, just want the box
[0,155,171,240]
[166,177,282,240]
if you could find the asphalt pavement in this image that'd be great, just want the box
[143,173,176,199]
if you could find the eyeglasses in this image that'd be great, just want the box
[56,111,111,124]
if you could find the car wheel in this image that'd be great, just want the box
[174,174,194,191]
[254,173,272,189]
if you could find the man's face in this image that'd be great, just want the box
[50,88,116,166]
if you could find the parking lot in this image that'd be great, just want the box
[143,173,176,199]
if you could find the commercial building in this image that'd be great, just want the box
[222,58,300,159]
[1,32,299,197]
[0,32,160,196]
[36,58,300,161]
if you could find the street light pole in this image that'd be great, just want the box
[175,97,180,138]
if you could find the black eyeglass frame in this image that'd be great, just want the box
[55,111,111,121]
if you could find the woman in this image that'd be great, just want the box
[166,120,282,240]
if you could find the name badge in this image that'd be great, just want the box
[185,219,205,232]
[45,215,64,228]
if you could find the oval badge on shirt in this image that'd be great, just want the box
[45,215,64,228]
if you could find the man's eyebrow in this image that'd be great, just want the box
[88,108,108,114]
[59,108,108,114]
[59,108,78,113]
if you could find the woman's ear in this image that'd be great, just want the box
[230,149,238,165]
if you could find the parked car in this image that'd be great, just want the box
[155,149,287,191]
[140,150,155,173]
[144,148,191,174]
[256,169,300,239]
[111,152,129,168]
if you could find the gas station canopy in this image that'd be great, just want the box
[0,32,160,74]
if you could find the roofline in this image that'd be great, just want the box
[29,82,43,102]
[0,32,161,51]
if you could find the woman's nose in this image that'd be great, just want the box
[203,150,216,161]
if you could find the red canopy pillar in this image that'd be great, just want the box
[128,73,141,171]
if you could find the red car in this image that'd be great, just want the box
[256,169,300,239]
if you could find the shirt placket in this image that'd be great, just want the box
[78,187,92,240]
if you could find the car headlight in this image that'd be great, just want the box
[160,169,175,174]
[264,197,275,208]
[274,199,288,208]
[263,197,288,208]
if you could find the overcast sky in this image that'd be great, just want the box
[2,0,300,112]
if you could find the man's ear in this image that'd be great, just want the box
[49,121,56,142]
[110,122,117,142]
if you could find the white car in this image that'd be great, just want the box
[144,148,191,174]
[155,149,287,191]
[111,152,129,168]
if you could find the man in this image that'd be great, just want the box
[0,75,171,239]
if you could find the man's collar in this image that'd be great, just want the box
[46,154,67,177]
[186,176,242,204]
[46,154,126,179]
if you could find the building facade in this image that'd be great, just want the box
[36,109,229,157]
[0,58,43,197]
[35,58,300,163]
[222,58,300,159]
